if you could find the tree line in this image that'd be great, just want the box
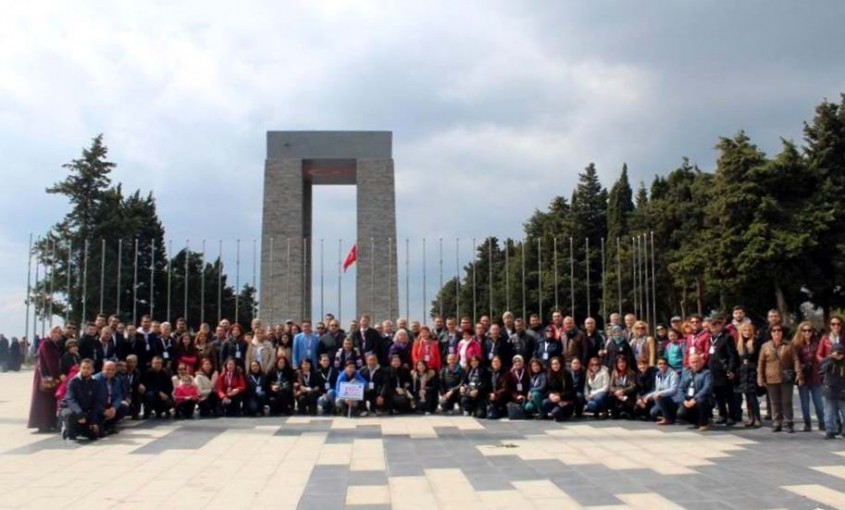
[431,94,845,326]
[31,135,256,330]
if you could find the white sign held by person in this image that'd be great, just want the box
[338,381,365,401]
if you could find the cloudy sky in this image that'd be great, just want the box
[1,1,843,336]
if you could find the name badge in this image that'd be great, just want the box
[368,382,375,390]
[424,355,430,362]
[163,352,170,360]
[448,347,455,354]
[235,351,242,359]
[690,347,696,354]
[325,382,331,390]
[516,383,523,392]
[709,346,715,355]
[470,381,477,388]
[687,385,695,397]
[145,344,151,352]
[306,350,311,357]
[488,352,494,360]
[542,352,549,360]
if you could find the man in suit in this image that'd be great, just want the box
[351,315,383,366]
[707,316,740,425]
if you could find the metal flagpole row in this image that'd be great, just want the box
[630,236,637,318]
[616,237,622,315]
[99,239,105,314]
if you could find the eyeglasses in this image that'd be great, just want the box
[802,329,812,333]
[831,322,842,327]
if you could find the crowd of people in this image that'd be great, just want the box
[24,307,845,441]
[0,334,24,372]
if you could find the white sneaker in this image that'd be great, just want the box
[360,411,369,417]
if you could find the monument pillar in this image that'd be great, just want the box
[260,131,398,326]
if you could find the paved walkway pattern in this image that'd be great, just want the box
[0,370,843,509]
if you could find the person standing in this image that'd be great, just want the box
[734,323,762,428]
[292,321,320,369]
[820,344,845,439]
[707,316,740,426]
[28,326,63,433]
[793,321,825,432]
[758,325,803,433]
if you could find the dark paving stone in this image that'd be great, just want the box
[342,505,390,510]
[348,470,389,486]
[131,424,225,454]
[385,461,424,477]
[553,482,624,507]
[298,494,345,510]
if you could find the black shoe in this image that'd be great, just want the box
[803,422,811,432]
[772,424,782,433]
[726,419,736,427]
[786,424,795,433]
[715,418,728,425]
[819,423,826,432]
[824,433,836,440]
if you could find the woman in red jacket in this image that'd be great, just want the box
[412,326,442,371]
[457,329,482,370]
[216,358,246,417]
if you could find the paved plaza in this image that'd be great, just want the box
[1,370,843,510]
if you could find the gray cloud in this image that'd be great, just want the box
[1,0,843,334]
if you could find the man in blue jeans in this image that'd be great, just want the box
[821,343,845,439]
[641,357,680,424]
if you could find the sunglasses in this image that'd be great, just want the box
[831,322,842,327]
[802,329,812,333]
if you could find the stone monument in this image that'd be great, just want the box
[260,131,399,325]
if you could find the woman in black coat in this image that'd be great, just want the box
[542,356,575,422]
[486,356,510,419]
[460,355,490,418]
[385,355,414,414]
[8,337,23,371]
[734,323,761,427]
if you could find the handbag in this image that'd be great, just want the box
[773,345,796,385]
[507,402,526,420]
[39,377,57,392]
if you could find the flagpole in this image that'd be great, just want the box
[24,233,32,342]
[651,231,657,330]
[553,237,558,311]
[370,237,375,321]
[217,240,223,324]
[337,238,342,325]
[235,239,240,323]
[521,238,526,321]
[487,239,492,319]
[252,238,257,320]
[537,238,542,322]
[33,245,40,338]
[285,238,291,321]
[423,237,427,325]
[82,239,88,324]
[201,239,206,325]
[65,238,72,324]
[601,237,606,324]
[48,239,55,327]
[455,238,460,319]
[166,240,172,323]
[631,236,637,317]
[569,237,574,318]
[438,237,443,319]
[471,237,476,324]
[388,237,393,320]
[319,238,324,323]
[98,238,105,314]
[116,239,122,318]
[505,239,510,313]
[404,238,410,322]
[585,237,591,319]
[616,237,622,315]
[150,239,156,319]
[132,239,138,324]
[269,237,275,325]
[184,239,190,323]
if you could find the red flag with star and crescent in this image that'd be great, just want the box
[343,244,357,272]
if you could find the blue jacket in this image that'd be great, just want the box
[292,333,320,368]
[63,374,104,421]
[94,372,125,408]
[674,368,713,405]
[647,368,679,400]
[335,370,366,395]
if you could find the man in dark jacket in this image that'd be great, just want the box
[508,318,537,363]
[352,315,384,366]
[140,356,174,419]
[675,353,714,430]
[483,325,513,370]
[318,320,345,360]
[821,343,845,439]
[61,358,103,440]
[707,316,740,426]
[359,353,387,416]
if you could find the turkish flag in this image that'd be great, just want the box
[342,244,357,272]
